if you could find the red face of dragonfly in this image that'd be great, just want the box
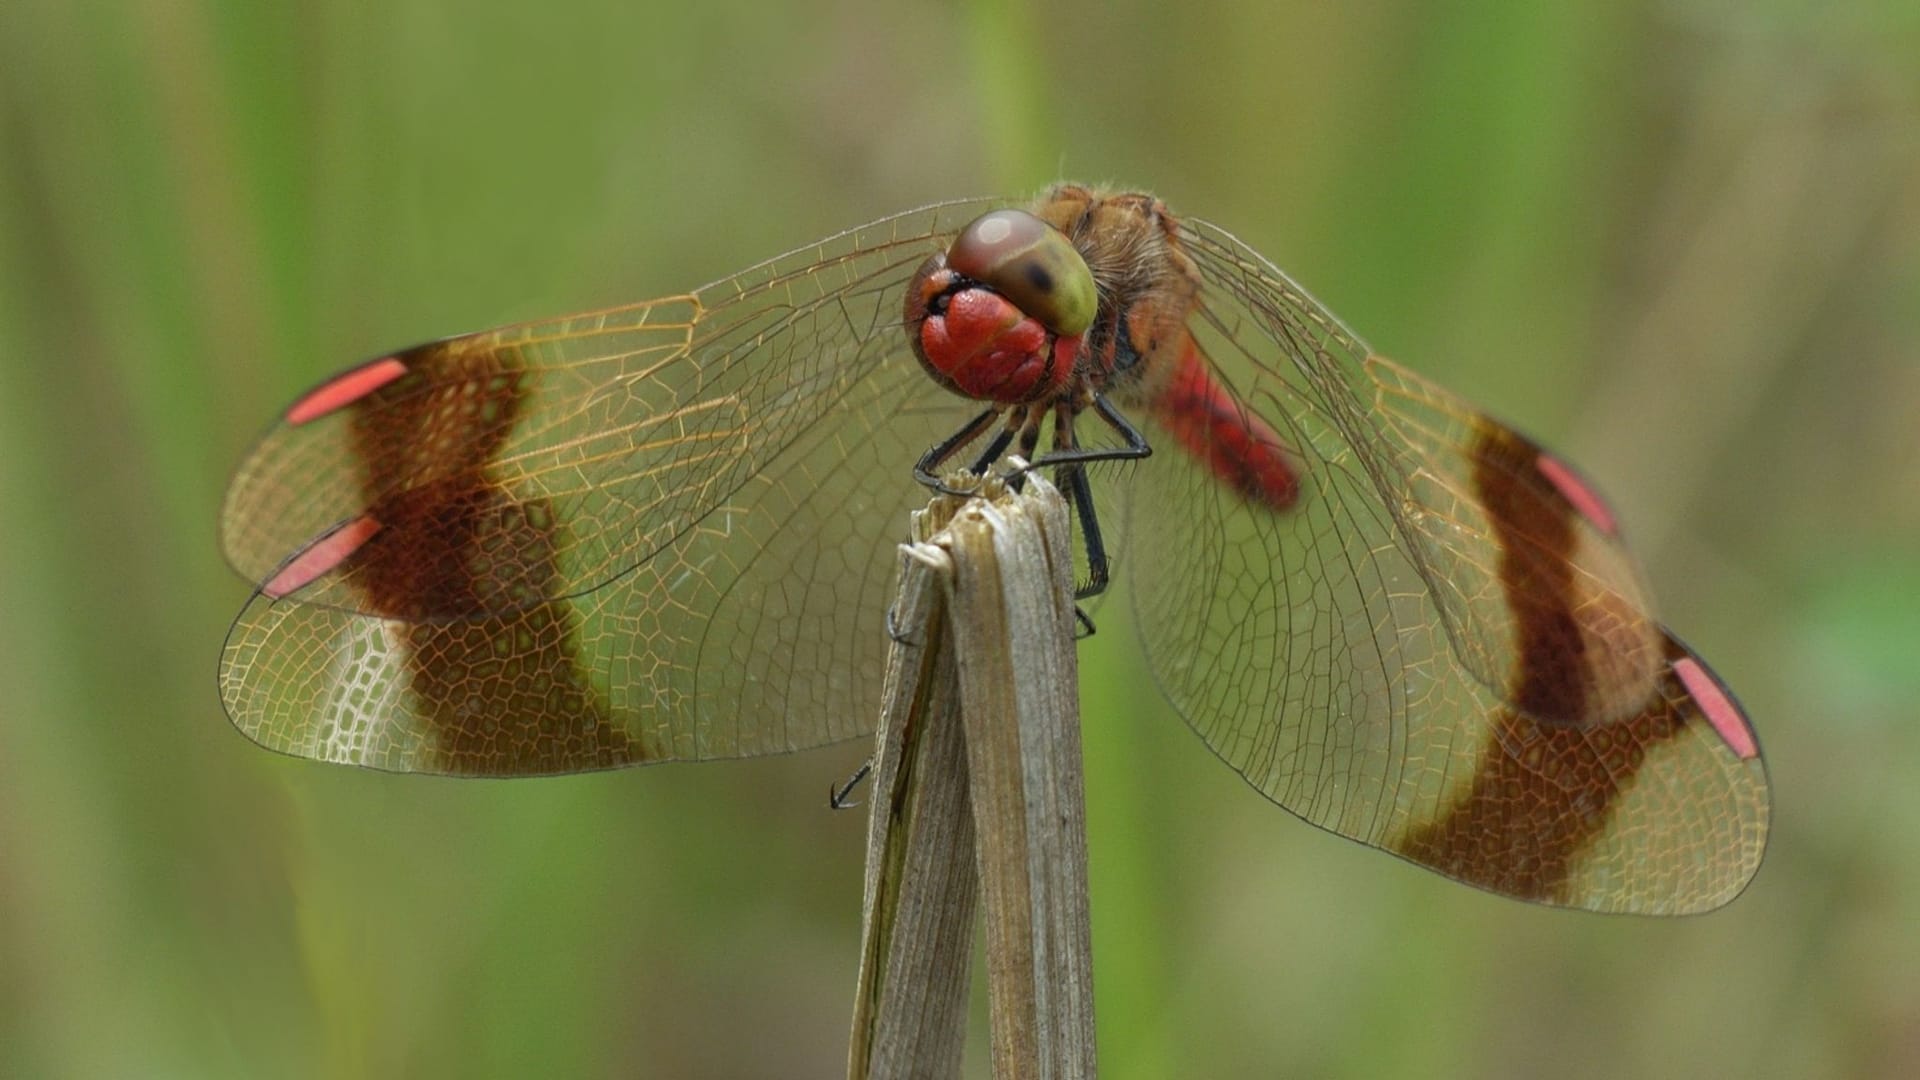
[220,183,1768,915]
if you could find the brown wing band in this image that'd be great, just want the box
[1393,424,1685,903]
[339,339,643,774]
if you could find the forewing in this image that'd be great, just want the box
[222,199,996,620]
[1120,217,1768,912]
[219,200,1003,774]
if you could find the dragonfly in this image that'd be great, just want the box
[219,183,1769,915]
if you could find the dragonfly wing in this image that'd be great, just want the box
[221,199,997,620]
[219,199,1009,774]
[1118,218,1768,912]
[220,358,962,775]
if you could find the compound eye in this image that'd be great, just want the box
[945,210,1096,337]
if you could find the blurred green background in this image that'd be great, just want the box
[3,1,1917,1077]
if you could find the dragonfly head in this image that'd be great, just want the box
[903,209,1095,405]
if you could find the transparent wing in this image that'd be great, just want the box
[221,198,998,619]
[219,200,1004,774]
[1118,217,1768,912]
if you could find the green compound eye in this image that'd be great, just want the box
[945,209,1096,337]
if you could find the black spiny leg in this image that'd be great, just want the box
[1061,464,1112,603]
[912,396,1152,611]
[1046,404,1121,604]
[999,410,1046,493]
[1040,396,1154,631]
[965,419,1020,479]
[830,760,873,810]
[914,408,1001,495]
[1022,394,1153,474]
[1038,395,1152,600]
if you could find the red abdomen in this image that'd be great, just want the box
[1150,340,1300,511]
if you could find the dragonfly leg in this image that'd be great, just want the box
[1018,393,1153,473]
[999,394,1153,602]
[1057,435,1116,602]
[884,601,919,646]
[830,759,874,810]
[1034,398,1127,603]
[1017,409,1046,462]
[914,408,1002,495]
[965,417,1021,479]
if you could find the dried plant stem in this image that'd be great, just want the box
[847,474,1096,1079]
